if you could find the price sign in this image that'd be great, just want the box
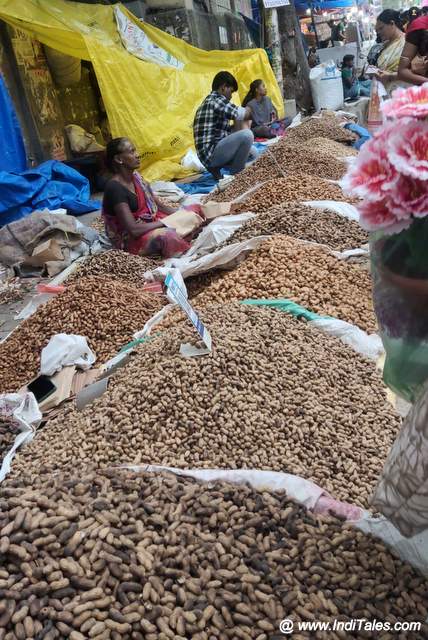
[165,273,212,351]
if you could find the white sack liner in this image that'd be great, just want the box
[184,213,256,258]
[122,464,428,576]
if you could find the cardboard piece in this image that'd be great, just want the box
[162,209,203,237]
[38,366,76,412]
[201,201,232,220]
[24,238,63,267]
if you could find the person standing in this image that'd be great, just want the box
[193,71,253,180]
[375,10,406,93]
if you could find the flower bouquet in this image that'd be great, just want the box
[343,84,428,402]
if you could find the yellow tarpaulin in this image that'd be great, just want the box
[0,0,283,181]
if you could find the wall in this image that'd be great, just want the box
[8,25,67,161]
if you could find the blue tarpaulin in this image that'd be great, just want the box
[0,160,100,226]
[0,75,26,174]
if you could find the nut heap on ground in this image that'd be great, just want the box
[14,305,397,506]
[0,469,426,640]
[0,276,164,393]
[223,202,367,251]
[284,114,357,145]
[190,236,376,333]
[67,251,159,287]
[232,175,353,215]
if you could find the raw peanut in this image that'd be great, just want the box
[0,275,164,393]
[222,201,367,253]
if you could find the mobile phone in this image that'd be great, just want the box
[27,375,56,403]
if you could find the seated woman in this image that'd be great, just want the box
[341,54,371,100]
[102,138,190,259]
[398,14,428,85]
[242,80,289,139]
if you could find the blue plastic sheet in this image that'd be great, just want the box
[0,160,100,226]
[0,75,26,173]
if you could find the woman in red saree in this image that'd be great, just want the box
[102,138,191,258]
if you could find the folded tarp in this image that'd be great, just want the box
[0,160,100,226]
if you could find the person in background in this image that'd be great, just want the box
[102,138,191,258]
[308,46,320,68]
[398,14,428,85]
[341,54,371,100]
[408,6,421,26]
[242,79,289,139]
[193,71,253,181]
[330,19,345,46]
[375,10,406,93]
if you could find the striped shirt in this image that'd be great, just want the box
[193,92,245,167]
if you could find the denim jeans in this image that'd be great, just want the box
[208,129,254,175]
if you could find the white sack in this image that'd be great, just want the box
[0,392,41,482]
[40,334,96,376]
[147,237,268,281]
[151,181,185,203]
[310,61,344,111]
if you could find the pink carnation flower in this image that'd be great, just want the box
[390,174,428,219]
[359,199,412,234]
[341,137,398,201]
[382,83,428,120]
[388,119,428,181]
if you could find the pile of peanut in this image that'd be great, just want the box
[302,137,358,158]
[268,146,348,181]
[191,236,376,333]
[0,467,426,640]
[67,251,159,287]
[0,419,21,466]
[284,114,357,145]
[232,175,352,214]
[224,202,367,251]
[0,276,164,393]
[14,305,396,505]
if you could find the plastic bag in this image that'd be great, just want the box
[40,334,96,376]
[0,392,41,482]
[181,149,206,174]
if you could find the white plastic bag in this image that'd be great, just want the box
[310,61,344,111]
[180,149,206,173]
[0,392,41,482]
[40,334,96,376]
